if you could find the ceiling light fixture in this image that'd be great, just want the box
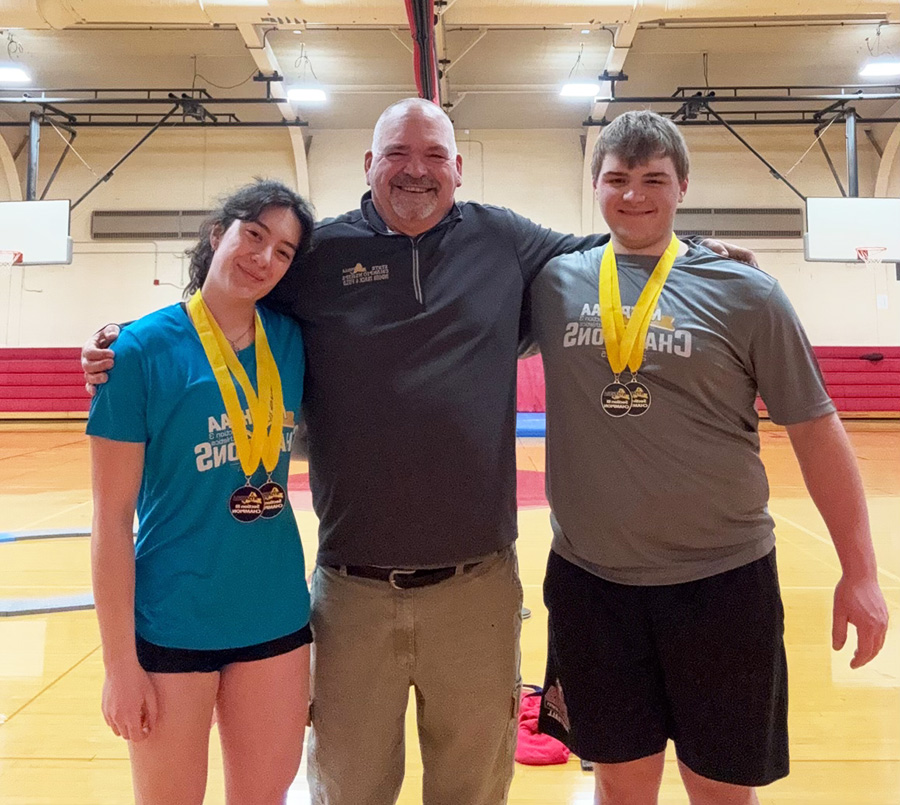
[860,23,900,78]
[287,87,327,103]
[290,43,327,104]
[560,43,598,99]
[0,65,30,84]
[560,82,600,97]
[860,59,900,78]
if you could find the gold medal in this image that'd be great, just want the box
[259,480,287,519]
[187,292,288,523]
[230,485,264,522]
[601,380,633,417]
[625,379,651,416]
[598,236,680,419]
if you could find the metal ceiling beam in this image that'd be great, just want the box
[589,85,900,203]
[698,103,807,201]
[817,137,846,197]
[235,25,312,197]
[655,117,900,125]
[0,88,213,97]
[590,20,639,125]
[588,92,900,106]
[435,22,489,113]
[435,5,452,110]
[672,83,900,95]
[7,93,900,107]
[0,120,308,128]
[594,86,899,203]
[40,129,77,200]
[4,86,898,109]
[4,115,896,129]
[864,128,884,159]
[236,23,299,123]
[0,91,306,128]
[441,29,488,75]
[71,105,181,210]
[11,136,28,162]
[0,96,300,106]
[25,113,40,200]
[846,109,859,197]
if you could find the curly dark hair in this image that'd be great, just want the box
[184,179,315,298]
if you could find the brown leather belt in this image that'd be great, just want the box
[332,562,482,590]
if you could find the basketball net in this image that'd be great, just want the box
[0,251,23,269]
[856,246,887,265]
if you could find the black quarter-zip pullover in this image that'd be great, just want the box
[268,192,604,567]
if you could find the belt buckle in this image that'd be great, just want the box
[388,568,417,590]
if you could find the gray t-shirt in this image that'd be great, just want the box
[529,242,835,585]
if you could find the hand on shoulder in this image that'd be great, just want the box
[82,324,121,394]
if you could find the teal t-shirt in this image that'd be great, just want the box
[87,303,310,650]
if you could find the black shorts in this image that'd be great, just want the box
[136,624,313,674]
[539,549,789,787]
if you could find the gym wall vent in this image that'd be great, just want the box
[91,210,210,241]
[674,207,802,239]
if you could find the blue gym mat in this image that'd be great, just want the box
[0,529,97,614]
[516,413,546,437]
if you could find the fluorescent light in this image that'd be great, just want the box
[0,66,30,84]
[560,82,599,98]
[860,60,900,78]
[287,87,327,103]
[581,29,591,34]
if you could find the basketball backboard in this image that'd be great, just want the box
[0,199,73,265]
[804,197,900,263]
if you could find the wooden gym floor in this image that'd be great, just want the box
[0,421,898,804]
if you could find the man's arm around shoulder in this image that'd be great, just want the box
[82,324,121,395]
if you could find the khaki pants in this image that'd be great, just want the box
[307,547,523,805]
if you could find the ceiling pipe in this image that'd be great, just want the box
[405,0,440,104]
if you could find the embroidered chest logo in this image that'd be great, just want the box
[342,262,390,286]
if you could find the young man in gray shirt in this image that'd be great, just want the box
[529,111,889,805]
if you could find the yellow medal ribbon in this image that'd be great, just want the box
[187,291,285,479]
[599,234,681,376]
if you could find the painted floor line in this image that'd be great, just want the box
[773,511,900,585]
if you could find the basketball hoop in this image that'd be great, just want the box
[0,251,23,269]
[855,246,887,265]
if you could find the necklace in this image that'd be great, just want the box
[226,319,255,351]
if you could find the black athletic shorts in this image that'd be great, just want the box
[539,549,789,787]
[136,624,313,674]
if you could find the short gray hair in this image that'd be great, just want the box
[371,98,457,157]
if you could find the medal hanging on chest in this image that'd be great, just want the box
[188,292,287,523]
[598,235,679,418]
[600,380,633,418]
[230,484,265,522]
